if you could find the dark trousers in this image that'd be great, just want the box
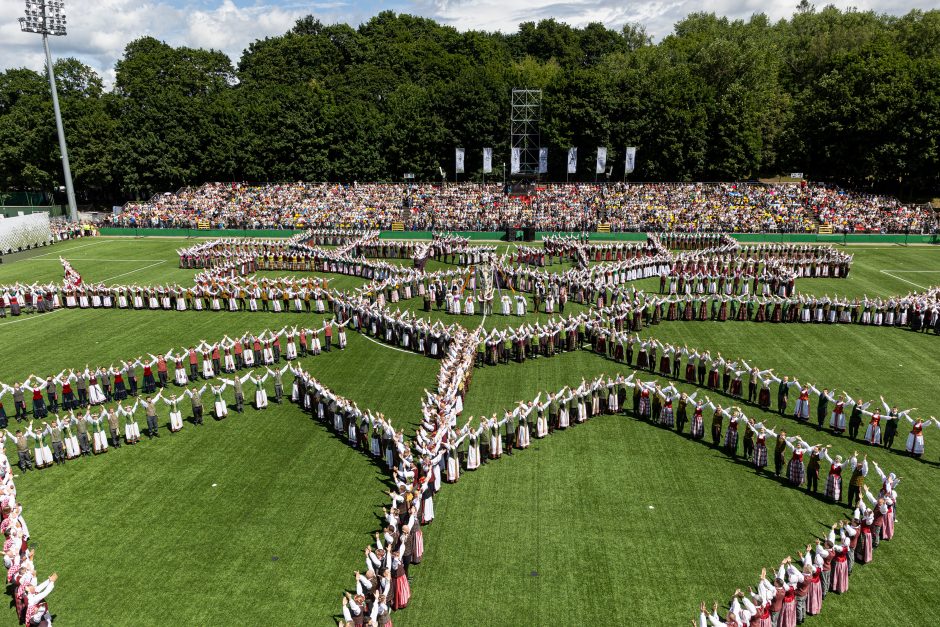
[109,428,122,448]
[807,472,818,493]
[848,420,861,440]
[158,371,168,387]
[190,364,199,379]
[17,450,31,471]
[77,388,88,406]
[883,430,896,449]
[146,415,159,436]
[711,425,721,446]
[847,484,861,508]
[51,441,65,463]
[193,406,204,425]
[15,401,26,421]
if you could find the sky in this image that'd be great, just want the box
[0,0,935,87]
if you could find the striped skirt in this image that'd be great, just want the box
[788,458,805,486]
[660,406,674,428]
[724,429,738,451]
[753,444,768,468]
[825,474,842,501]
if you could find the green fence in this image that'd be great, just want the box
[377,231,938,244]
[1,205,66,218]
[98,227,939,245]
[99,227,304,238]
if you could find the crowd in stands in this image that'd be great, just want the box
[103,181,933,234]
[49,220,97,241]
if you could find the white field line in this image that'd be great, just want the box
[99,260,167,282]
[359,332,423,355]
[879,270,931,290]
[32,240,107,256]
[16,258,166,262]
[0,308,64,326]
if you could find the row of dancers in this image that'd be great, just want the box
[1,451,57,625]
[584,328,934,457]
[1,363,295,470]
[697,489,895,627]
[0,324,347,424]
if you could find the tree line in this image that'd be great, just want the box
[0,5,938,205]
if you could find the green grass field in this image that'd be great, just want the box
[2,237,940,625]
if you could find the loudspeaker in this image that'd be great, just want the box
[504,228,516,242]
[523,227,536,242]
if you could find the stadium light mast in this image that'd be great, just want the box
[19,0,78,222]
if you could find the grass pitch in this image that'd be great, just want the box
[1,237,939,625]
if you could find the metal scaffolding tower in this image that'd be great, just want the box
[510,89,541,179]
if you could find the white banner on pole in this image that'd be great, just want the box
[538,147,548,174]
[510,147,521,174]
[455,148,465,174]
[483,148,492,174]
[596,147,607,174]
[567,147,577,174]
[625,146,636,174]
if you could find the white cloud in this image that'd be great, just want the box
[0,0,323,88]
[413,0,939,38]
[184,0,299,57]
[1,0,937,90]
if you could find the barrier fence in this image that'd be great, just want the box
[96,227,940,244]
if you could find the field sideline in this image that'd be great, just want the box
[1,237,939,625]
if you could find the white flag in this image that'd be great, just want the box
[596,147,607,174]
[625,147,637,174]
[455,148,465,174]
[538,147,548,174]
[510,147,521,174]
[483,148,492,174]
[567,147,577,174]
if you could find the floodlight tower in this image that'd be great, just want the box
[19,0,78,221]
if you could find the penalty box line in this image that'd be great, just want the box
[878,269,940,290]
